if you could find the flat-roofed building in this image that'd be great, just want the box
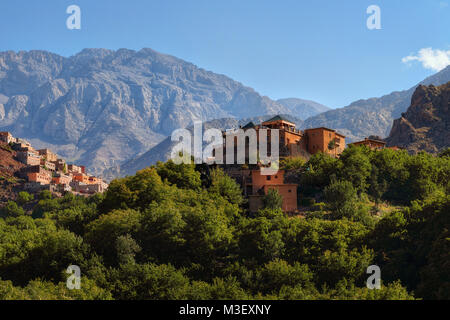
[349,137,386,150]
[0,132,14,144]
[52,173,72,185]
[16,150,41,166]
[72,172,91,184]
[41,159,56,171]
[246,169,298,213]
[27,167,52,185]
[68,164,82,174]
[37,148,58,162]
[304,127,346,157]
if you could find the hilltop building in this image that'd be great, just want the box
[0,131,14,144]
[348,137,403,151]
[217,115,347,213]
[349,137,386,150]
[219,115,346,165]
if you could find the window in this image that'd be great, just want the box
[267,176,271,181]
[288,189,292,193]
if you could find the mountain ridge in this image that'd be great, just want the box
[0,48,324,176]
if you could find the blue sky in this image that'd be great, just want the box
[0,0,448,108]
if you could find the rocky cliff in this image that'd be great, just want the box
[386,82,449,153]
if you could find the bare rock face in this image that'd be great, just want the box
[0,49,304,176]
[386,82,450,154]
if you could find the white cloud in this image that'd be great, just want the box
[402,47,450,72]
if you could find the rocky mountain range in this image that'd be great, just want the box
[301,66,450,142]
[0,49,322,176]
[277,98,330,120]
[386,82,449,154]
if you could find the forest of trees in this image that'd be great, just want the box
[0,146,449,300]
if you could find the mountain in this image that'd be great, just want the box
[110,114,303,179]
[301,66,450,142]
[0,49,311,176]
[277,98,330,120]
[385,82,449,154]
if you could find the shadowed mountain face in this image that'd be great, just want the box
[0,49,321,175]
[386,82,450,154]
[301,66,450,142]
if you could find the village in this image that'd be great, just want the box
[1,116,399,205]
[0,131,108,196]
[219,115,401,214]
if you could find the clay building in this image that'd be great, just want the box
[16,150,41,166]
[221,115,346,163]
[68,164,82,174]
[38,149,58,162]
[0,131,14,144]
[27,167,52,185]
[245,169,298,213]
[72,173,91,184]
[41,159,56,171]
[52,173,72,186]
[349,137,386,150]
[304,127,346,157]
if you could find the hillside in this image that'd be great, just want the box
[301,66,450,142]
[0,143,25,203]
[0,49,321,176]
[386,82,450,153]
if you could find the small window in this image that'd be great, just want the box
[267,176,271,181]
[288,189,292,193]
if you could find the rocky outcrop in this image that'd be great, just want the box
[386,82,449,153]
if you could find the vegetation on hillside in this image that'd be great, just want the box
[0,146,449,300]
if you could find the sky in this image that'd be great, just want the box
[0,0,448,108]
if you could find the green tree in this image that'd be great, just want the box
[155,160,201,190]
[17,192,34,205]
[338,146,372,193]
[209,168,243,206]
[263,189,283,210]
[324,180,358,219]
[0,201,25,218]
[116,234,141,265]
